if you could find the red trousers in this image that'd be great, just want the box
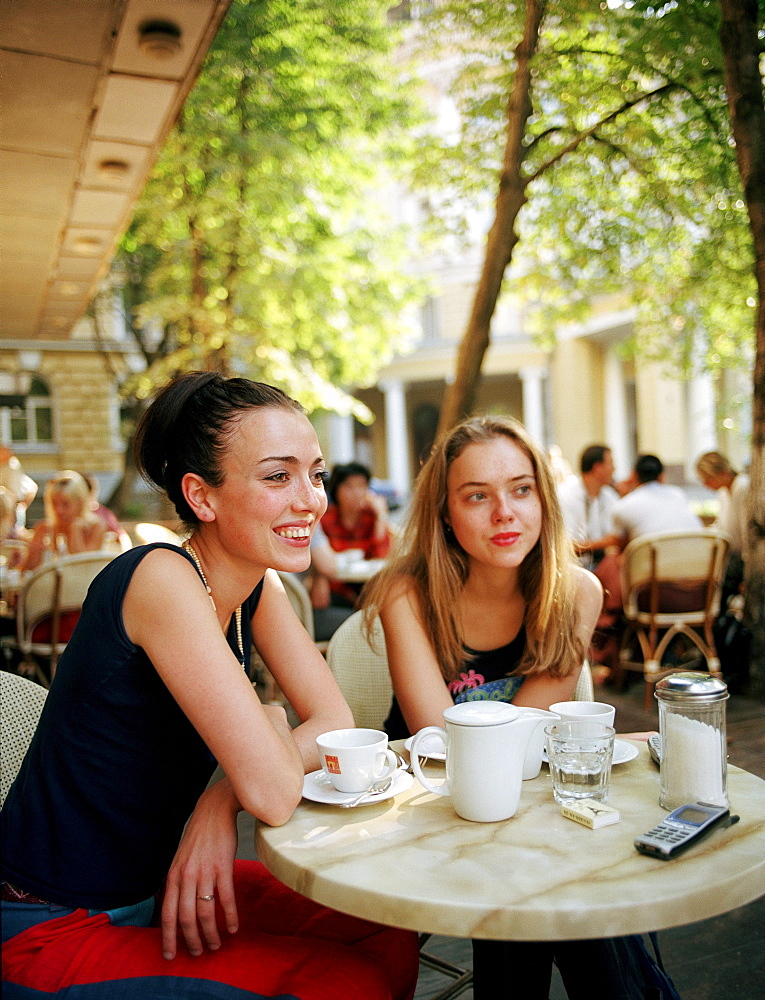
[2,861,420,1000]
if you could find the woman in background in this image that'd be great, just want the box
[311,461,392,611]
[22,470,105,571]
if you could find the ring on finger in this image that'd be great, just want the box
[197,893,215,901]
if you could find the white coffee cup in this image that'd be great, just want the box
[548,700,616,732]
[316,728,398,793]
[521,706,561,780]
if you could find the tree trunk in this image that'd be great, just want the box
[436,0,546,436]
[719,0,765,699]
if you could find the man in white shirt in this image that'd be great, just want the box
[557,444,619,570]
[610,454,701,549]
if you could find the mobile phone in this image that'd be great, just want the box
[634,801,738,859]
[647,733,662,766]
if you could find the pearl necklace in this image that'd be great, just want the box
[182,539,244,665]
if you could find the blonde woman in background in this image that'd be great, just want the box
[22,470,106,571]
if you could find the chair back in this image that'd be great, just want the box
[276,572,315,640]
[133,522,183,545]
[18,551,116,642]
[0,672,47,807]
[12,551,116,683]
[574,661,595,701]
[326,611,393,730]
[621,530,729,625]
[326,612,594,730]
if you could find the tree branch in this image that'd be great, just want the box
[525,82,675,183]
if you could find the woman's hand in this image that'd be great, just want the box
[161,779,241,961]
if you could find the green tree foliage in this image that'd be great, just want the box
[117,0,425,417]
[718,0,765,697]
[406,0,753,427]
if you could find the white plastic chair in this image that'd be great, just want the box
[0,671,48,807]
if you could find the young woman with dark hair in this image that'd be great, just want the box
[1,371,419,1000]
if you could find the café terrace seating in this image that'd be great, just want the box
[617,529,730,710]
[1,551,116,686]
[0,671,48,807]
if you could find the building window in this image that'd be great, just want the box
[420,296,441,342]
[0,373,54,447]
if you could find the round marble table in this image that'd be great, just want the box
[256,741,765,940]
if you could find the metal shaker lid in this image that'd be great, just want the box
[654,671,728,703]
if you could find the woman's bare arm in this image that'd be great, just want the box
[379,577,454,735]
[252,570,353,772]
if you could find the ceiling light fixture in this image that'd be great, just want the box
[71,236,102,255]
[137,19,182,59]
[98,158,131,179]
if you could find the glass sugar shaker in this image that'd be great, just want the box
[655,672,729,811]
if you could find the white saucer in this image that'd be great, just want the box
[542,738,639,766]
[405,734,446,762]
[302,768,414,806]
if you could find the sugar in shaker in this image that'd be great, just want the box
[655,672,729,811]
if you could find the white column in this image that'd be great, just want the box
[604,351,632,481]
[379,379,410,499]
[327,412,355,464]
[686,371,716,478]
[519,366,545,447]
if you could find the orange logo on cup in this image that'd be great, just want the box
[325,755,341,774]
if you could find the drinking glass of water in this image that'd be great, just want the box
[544,721,615,804]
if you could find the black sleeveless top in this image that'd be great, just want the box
[0,544,262,910]
[384,627,527,740]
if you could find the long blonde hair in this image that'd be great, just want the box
[43,471,95,525]
[363,415,585,681]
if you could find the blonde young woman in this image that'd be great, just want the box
[22,470,106,571]
[363,415,652,1000]
[364,415,602,739]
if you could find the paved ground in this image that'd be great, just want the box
[236,677,765,1000]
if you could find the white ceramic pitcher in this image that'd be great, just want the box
[410,701,558,822]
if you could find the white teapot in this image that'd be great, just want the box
[410,701,558,822]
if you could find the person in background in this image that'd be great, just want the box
[557,444,619,570]
[21,470,106,571]
[315,461,392,608]
[0,486,19,543]
[0,446,37,532]
[609,454,701,549]
[362,414,654,999]
[1,371,419,1000]
[695,450,750,598]
[83,474,132,552]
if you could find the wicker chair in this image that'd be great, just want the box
[618,530,729,710]
[0,671,47,807]
[1,551,116,685]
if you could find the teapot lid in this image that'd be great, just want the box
[443,701,519,726]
